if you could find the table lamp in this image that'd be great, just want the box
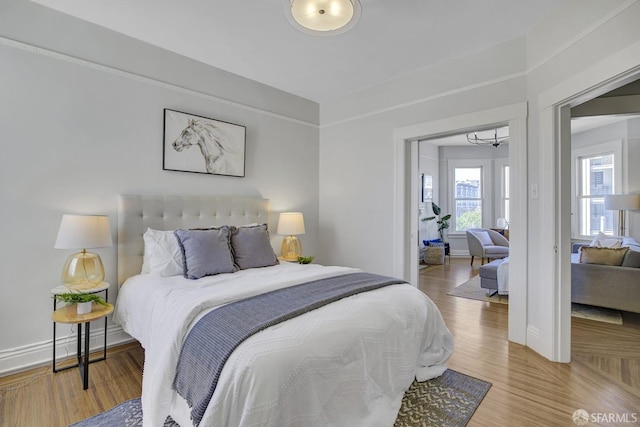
[54,214,112,290]
[604,194,640,237]
[277,212,305,261]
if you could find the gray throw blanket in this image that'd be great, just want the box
[173,272,405,426]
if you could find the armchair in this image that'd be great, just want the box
[466,228,509,266]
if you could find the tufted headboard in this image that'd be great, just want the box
[118,195,270,285]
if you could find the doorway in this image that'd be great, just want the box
[418,128,510,266]
[393,102,528,345]
[538,63,640,362]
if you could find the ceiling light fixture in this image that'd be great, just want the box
[466,129,509,148]
[284,0,362,36]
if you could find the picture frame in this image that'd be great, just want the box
[422,174,433,202]
[163,109,246,177]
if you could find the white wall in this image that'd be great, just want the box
[319,38,528,275]
[0,0,319,374]
[418,142,439,246]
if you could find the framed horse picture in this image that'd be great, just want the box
[163,109,246,177]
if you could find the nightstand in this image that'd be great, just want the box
[51,282,111,390]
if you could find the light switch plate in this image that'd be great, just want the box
[530,184,539,199]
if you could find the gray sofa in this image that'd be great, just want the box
[571,243,640,314]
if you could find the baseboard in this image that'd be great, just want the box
[450,250,470,257]
[0,325,134,377]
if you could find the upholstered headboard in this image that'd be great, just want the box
[118,195,270,285]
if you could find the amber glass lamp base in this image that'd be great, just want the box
[280,235,302,261]
[61,250,105,290]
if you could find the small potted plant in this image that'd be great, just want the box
[53,292,108,315]
[297,255,314,264]
[421,202,451,242]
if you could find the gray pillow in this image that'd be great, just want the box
[174,227,236,279]
[230,224,279,270]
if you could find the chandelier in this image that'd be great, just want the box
[284,0,362,36]
[466,129,509,148]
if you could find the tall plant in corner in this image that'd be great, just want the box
[422,202,451,242]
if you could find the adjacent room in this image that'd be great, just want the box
[1,0,639,426]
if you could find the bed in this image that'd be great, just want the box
[113,195,454,427]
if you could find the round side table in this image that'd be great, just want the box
[51,282,111,390]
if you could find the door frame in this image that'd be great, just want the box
[537,40,640,362]
[392,102,528,345]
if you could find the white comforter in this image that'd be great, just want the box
[113,263,453,427]
[497,257,509,295]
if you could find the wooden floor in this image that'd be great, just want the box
[1,258,639,426]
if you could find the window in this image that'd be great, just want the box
[577,153,615,236]
[572,140,622,239]
[454,167,482,230]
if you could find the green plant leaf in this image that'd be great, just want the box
[53,292,108,306]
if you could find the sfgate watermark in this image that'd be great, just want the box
[573,409,639,425]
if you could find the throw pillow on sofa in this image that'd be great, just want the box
[579,246,629,266]
[589,231,623,248]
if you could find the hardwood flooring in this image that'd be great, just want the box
[0,258,638,426]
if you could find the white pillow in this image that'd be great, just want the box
[589,231,623,248]
[474,230,494,246]
[142,228,183,276]
[595,239,622,248]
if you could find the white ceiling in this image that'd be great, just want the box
[31,0,564,103]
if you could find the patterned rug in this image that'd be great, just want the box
[448,276,623,324]
[70,369,490,427]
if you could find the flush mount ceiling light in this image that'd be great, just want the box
[284,0,362,36]
[466,128,509,148]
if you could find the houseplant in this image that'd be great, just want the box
[297,255,314,264]
[53,292,108,314]
[422,202,451,242]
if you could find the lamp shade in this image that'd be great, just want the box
[277,212,306,236]
[604,194,640,211]
[55,214,112,289]
[55,214,112,249]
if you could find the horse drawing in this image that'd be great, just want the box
[172,119,243,176]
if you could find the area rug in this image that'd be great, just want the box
[448,276,623,325]
[447,276,508,304]
[70,369,491,427]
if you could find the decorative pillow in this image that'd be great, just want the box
[589,231,622,247]
[579,246,629,266]
[423,238,442,247]
[230,224,278,270]
[423,238,442,245]
[621,247,640,268]
[473,231,493,246]
[594,239,622,249]
[142,228,183,276]
[174,227,236,279]
[622,237,640,249]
